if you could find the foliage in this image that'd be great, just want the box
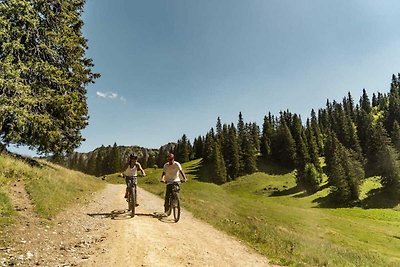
[0,0,99,155]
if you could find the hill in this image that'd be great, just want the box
[130,158,400,266]
[0,152,105,233]
[1,153,399,266]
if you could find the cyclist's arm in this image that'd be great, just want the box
[160,172,166,182]
[137,163,146,176]
[179,170,187,182]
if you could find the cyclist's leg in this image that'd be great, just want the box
[134,184,139,206]
[124,178,129,198]
[164,184,172,212]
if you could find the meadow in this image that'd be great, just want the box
[111,158,400,267]
[1,153,399,266]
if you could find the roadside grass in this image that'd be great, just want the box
[0,153,105,222]
[139,159,400,266]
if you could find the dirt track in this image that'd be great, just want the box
[84,185,272,267]
[1,183,273,266]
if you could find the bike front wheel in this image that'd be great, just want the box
[172,196,180,222]
[128,188,135,217]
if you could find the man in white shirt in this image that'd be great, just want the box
[160,153,187,212]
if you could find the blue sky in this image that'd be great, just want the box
[10,0,400,155]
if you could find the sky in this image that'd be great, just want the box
[9,0,400,156]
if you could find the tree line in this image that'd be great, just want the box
[171,74,400,204]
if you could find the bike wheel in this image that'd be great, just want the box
[172,195,180,222]
[128,188,135,217]
[166,199,172,216]
[131,189,136,217]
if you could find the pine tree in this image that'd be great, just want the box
[225,124,240,180]
[250,122,260,153]
[242,125,258,174]
[193,136,204,159]
[310,109,323,153]
[0,0,99,155]
[325,132,363,204]
[391,121,400,153]
[260,114,273,159]
[271,117,296,168]
[369,122,400,194]
[176,134,190,163]
[360,89,372,114]
[109,142,121,173]
[305,125,321,172]
[210,141,227,184]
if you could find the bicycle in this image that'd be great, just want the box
[162,181,183,222]
[125,175,138,217]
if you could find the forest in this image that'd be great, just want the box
[61,74,400,205]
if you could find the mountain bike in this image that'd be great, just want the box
[163,181,183,222]
[125,175,138,217]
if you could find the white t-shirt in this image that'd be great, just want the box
[124,163,139,177]
[163,161,182,184]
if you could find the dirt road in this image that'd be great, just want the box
[84,184,272,267]
[1,183,273,266]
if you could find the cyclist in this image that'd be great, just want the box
[122,154,146,206]
[160,153,187,213]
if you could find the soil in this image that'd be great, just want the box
[1,182,275,266]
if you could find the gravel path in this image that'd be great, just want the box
[1,183,274,267]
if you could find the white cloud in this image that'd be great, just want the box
[96,91,126,102]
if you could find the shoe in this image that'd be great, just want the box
[135,203,139,207]
[124,192,128,198]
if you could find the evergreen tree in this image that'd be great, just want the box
[310,109,323,153]
[305,125,321,172]
[260,114,273,159]
[210,141,227,184]
[250,122,260,153]
[241,125,258,174]
[391,121,400,154]
[356,108,373,157]
[176,134,190,163]
[224,123,240,180]
[0,0,99,155]
[385,77,400,134]
[325,133,363,204]
[360,88,372,113]
[193,136,204,159]
[271,117,296,168]
[86,152,96,175]
[368,122,400,193]
[107,142,121,173]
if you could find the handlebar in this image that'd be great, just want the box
[160,179,187,184]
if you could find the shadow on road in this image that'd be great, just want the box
[87,210,172,221]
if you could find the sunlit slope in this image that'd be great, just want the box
[0,153,105,223]
[128,158,400,267]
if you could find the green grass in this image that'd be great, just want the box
[139,159,400,267]
[0,153,106,222]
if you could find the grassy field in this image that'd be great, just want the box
[2,152,399,266]
[112,158,400,267]
[0,153,105,226]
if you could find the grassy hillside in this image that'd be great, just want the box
[0,153,105,228]
[124,158,400,267]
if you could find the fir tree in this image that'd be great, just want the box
[260,114,273,159]
[210,141,227,184]
[360,88,372,114]
[225,124,240,180]
[0,0,99,155]
[391,121,400,153]
[271,117,296,168]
